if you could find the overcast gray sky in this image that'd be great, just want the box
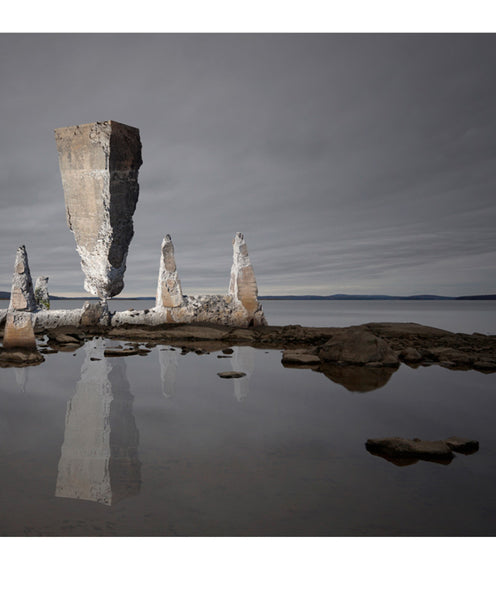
[0,33,495,297]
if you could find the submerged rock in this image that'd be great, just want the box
[282,349,321,365]
[217,371,246,379]
[365,436,479,465]
[54,120,142,299]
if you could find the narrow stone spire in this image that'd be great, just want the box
[155,235,183,309]
[228,232,259,315]
[9,245,37,312]
[34,276,50,310]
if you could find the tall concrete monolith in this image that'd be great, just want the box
[54,120,143,300]
[155,234,183,309]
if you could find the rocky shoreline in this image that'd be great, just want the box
[1,316,496,377]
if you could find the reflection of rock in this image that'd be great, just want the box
[230,346,255,401]
[54,120,143,299]
[365,436,479,466]
[318,363,398,392]
[159,348,178,400]
[55,339,141,505]
[14,367,29,392]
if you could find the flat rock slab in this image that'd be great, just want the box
[282,350,321,365]
[217,371,246,379]
[445,436,480,454]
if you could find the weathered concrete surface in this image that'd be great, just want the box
[155,235,183,308]
[34,276,50,310]
[3,311,37,350]
[54,120,142,299]
[9,246,37,311]
[228,232,266,326]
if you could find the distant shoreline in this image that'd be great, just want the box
[1,293,495,301]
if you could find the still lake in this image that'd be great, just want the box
[0,299,495,536]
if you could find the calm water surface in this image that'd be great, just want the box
[0,299,495,535]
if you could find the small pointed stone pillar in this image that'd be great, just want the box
[9,246,37,312]
[4,246,37,351]
[228,232,259,315]
[54,120,142,300]
[34,276,50,310]
[155,235,183,309]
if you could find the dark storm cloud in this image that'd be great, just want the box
[0,33,495,296]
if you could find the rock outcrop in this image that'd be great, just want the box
[155,235,183,308]
[319,329,400,366]
[34,276,50,310]
[8,246,37,312]
[366,436,479,466]
[54,120,142,300]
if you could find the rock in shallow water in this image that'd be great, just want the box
[217,371,246,379]
[54,120,142,299]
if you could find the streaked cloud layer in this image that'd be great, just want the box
[0,33,494,296]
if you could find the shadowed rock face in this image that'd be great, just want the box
[54,120,142,299]
[34,276,50,310]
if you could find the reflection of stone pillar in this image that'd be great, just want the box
[55,339,141,505]
[231,346,255,401]
[159,348,178,400]
[15,367,29,393]
[156,235,183,309]
[54,120,142,300]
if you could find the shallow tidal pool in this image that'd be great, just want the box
[0,337,495,536]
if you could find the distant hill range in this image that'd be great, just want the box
[260,293,496,301]
[1,291,495,301]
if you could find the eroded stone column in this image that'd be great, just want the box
[4,246,38,351]
[228,232,259,315]
[9,246,37,312]
[54,120,142,300]
[34,276,50,310]
[155,234,183,309]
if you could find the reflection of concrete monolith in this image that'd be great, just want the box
[156,235,183,309]
[230,346,255,401]
[159,348,178,400]
[55,339,141,505]
[9,246,37,312]
[54,120,143,300]
[34,276,50,310]
[229,233,259,316]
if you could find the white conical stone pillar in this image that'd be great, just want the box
[155,234,183,309]
[228,232,259,315]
